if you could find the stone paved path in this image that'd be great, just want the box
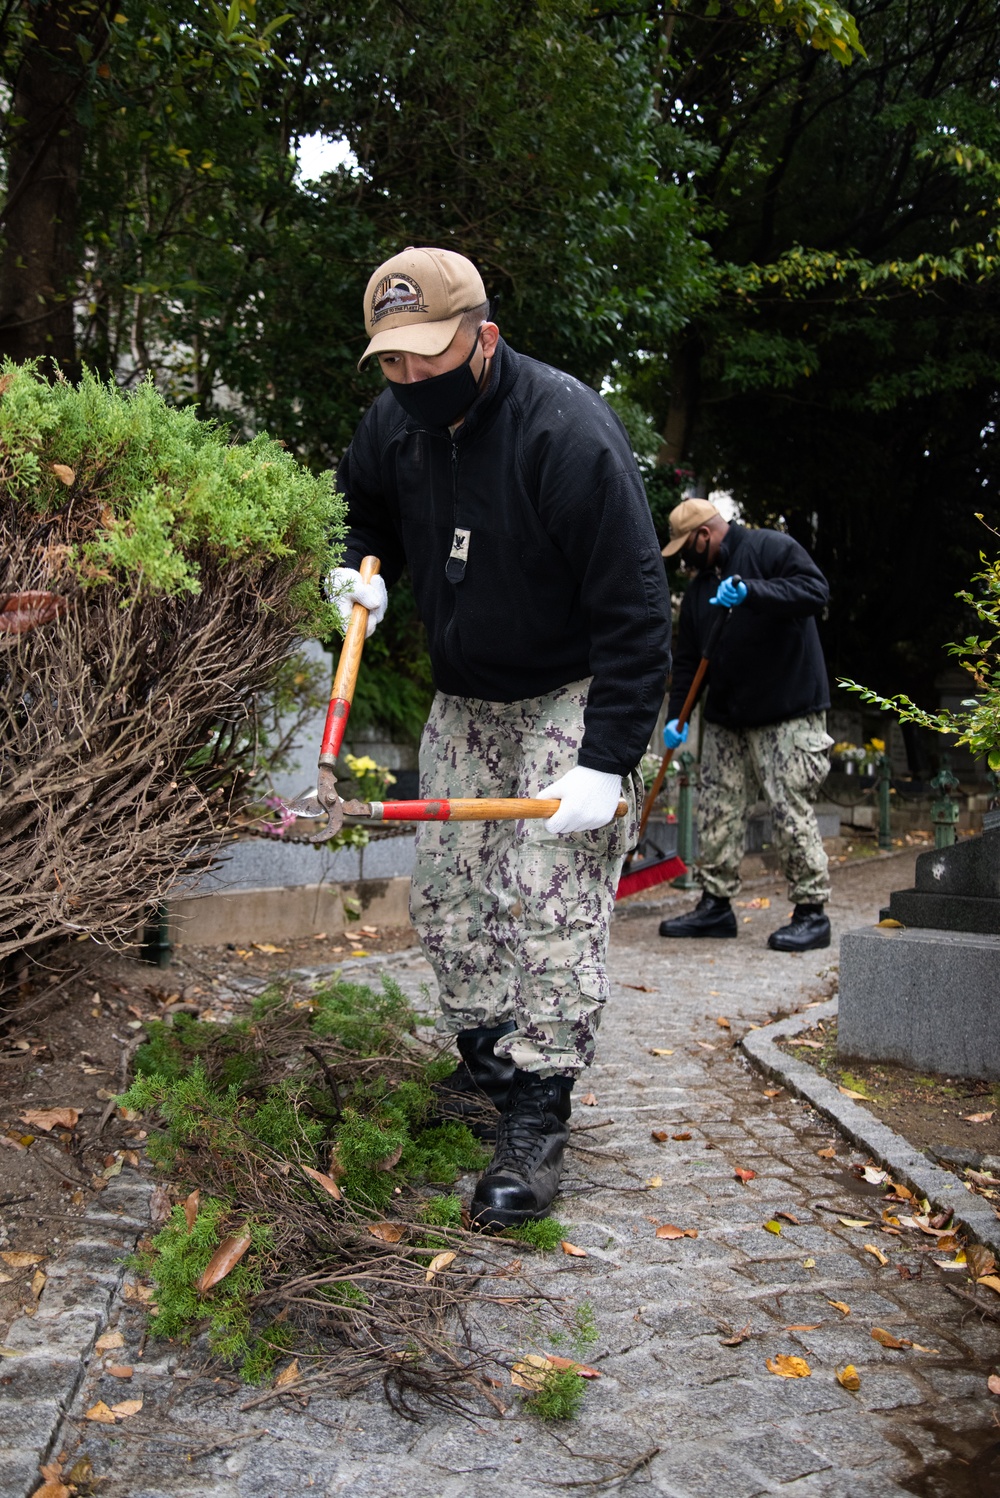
[23,853,1000,1497]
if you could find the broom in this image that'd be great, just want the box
[616,592,737,900]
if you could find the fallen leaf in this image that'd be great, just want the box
[839,1086,869,1100]
[871,1327,910,1349]
[719,1322,751,1346]
[367,1222,405,1244]
[836,1364,861,1391]
[546,1354,600,1378]
[84,1402,117,1424]
[766,1354,811,1378]
[716,1016,731,1029]
[695,1040,716,1050]
[734,1168,756,1184]
[275,1358,301,1388]
[862,1166,888,1185]
[864,1244,889,1266]
[0,1344,24,1357]
[51,463,76,486]
[838,1217,874,1228]
[106,1365,133,1378]
[30,1481,70,1498]
[375,1143,404,1172]
[910,1342,940,1354]
[962,1111,995,1124]
[817,1146,836,1159]
[649,1048,674,1057]
[988,1374,1000,1396]
[252,942,287,954]
[933,1256,968,1271]
[183,1188,200,1230]
[121,1282,156,1305]
[19,1107,79,1132]
[510,1353,553,1390]
[30,1268,46,1298]
[301,1165,343,1202]
[792,1039,825,1049]
[776,1212,800,1225]
[935,1233,962,1254]
[763,1220,782,1235]
[95,1330,125,1353]
[975,1274,1000,1295]
[655,1223,698,1239]
[425,1251,456,1281]
[195,1235,252,1294]
[967,1244,996,1279]
[646,1176,663,1188]
[580,1092,598,1106]
[622,982,655,992]
[877,918,904,928]
[672,1132,692,1141]
[802,1257,816,1269]
[110,1398,142,1417]
[0,1251,41,1268]
[561,1241,588,1258]
[651,1130,669,1142]
[785,1323,822,1331]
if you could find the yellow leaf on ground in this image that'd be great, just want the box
[871,1327,910,1349]
[110,1398,142,1417]
[275,1359,301,1388]
[252,942,287,954]
[649,1049,674,1057]
[367,1222,405,1243]
[30,1481,70,1498]
[195,1235,252,1295]
[30,1268,45,1299]
[510,1353,552,1390]
[962,1111,994,1124]
[817,1146,836,1159]
[763,1088,782,1098]
[561,1241,588,1257]
[84,1402,117,1424]
[1,1251,41,1268]
[301,1165,343,1202]
[839,1217,874,1228]
[20,1108,79,1132]
[646,1176,663,1189]
[763,1220,782,1235]
[766,1354,811,1378]
[910,1343,940,1354]
[579,1092,598,1106]
[975,1274,1000,1295]
[426,1251,456,1281]
[839,1086,870,1100]
[836,1364,861,1391]
[95,1330,125,1352]
[716,1017,731,1029]
[864,1244,889,1266]
[655,1223,698,1239]
[877,918,904,928]
[827,1300,851,1316]
[802,1258,816,1269]
[784,1323,821,1331]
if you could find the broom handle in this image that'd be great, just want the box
[636,585,738,846]
[362,797,629,822]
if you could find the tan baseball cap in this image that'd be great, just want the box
[358,247,487,368]
[661,498,720,557]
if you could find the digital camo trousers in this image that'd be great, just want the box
[696,712,833,905]
[409,682,641,1078]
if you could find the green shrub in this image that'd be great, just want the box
[529,1365,586,1421]
[310,975,414,1053]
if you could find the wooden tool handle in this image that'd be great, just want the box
[319,556,380,763]
[332,555,381,700]
[373,797,629,822]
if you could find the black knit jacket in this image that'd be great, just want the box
[338,338,672,776]
[667,523,830,730]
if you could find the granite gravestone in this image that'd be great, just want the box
[838,821,1000,1080]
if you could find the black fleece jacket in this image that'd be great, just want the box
[338,338,672,776]
[667,523,830,730]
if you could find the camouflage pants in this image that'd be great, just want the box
[697,713,832,904]
[409,682,641,1078]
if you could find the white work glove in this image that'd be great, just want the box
[324,566,388,639]
[536,766,623,835]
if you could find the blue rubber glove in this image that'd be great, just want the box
[709,576,748,609]
[663,718,689,750]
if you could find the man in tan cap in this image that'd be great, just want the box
[329,246,672,1229]
[658,498,834,951]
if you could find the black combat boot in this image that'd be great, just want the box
[470,1071,573,1230]
[431,1021,516,1137]
[658,891,738,939]
[767,903,831,953]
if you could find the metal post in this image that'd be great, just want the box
[674,749,697,889]
[140,904,173,967]
[930,760,961,850]
[877,753,892,850]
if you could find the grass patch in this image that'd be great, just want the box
[502,1218,567,1252]
[527,1365,586,1420]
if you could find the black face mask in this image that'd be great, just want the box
[386,328,485,428]
[680,534,711,571]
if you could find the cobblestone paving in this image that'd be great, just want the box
[10,854,1000,1497]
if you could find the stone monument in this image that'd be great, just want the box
[838,820,1000,1080]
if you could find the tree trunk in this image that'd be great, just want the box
[0,3,99,373]
[656,331,701,469]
